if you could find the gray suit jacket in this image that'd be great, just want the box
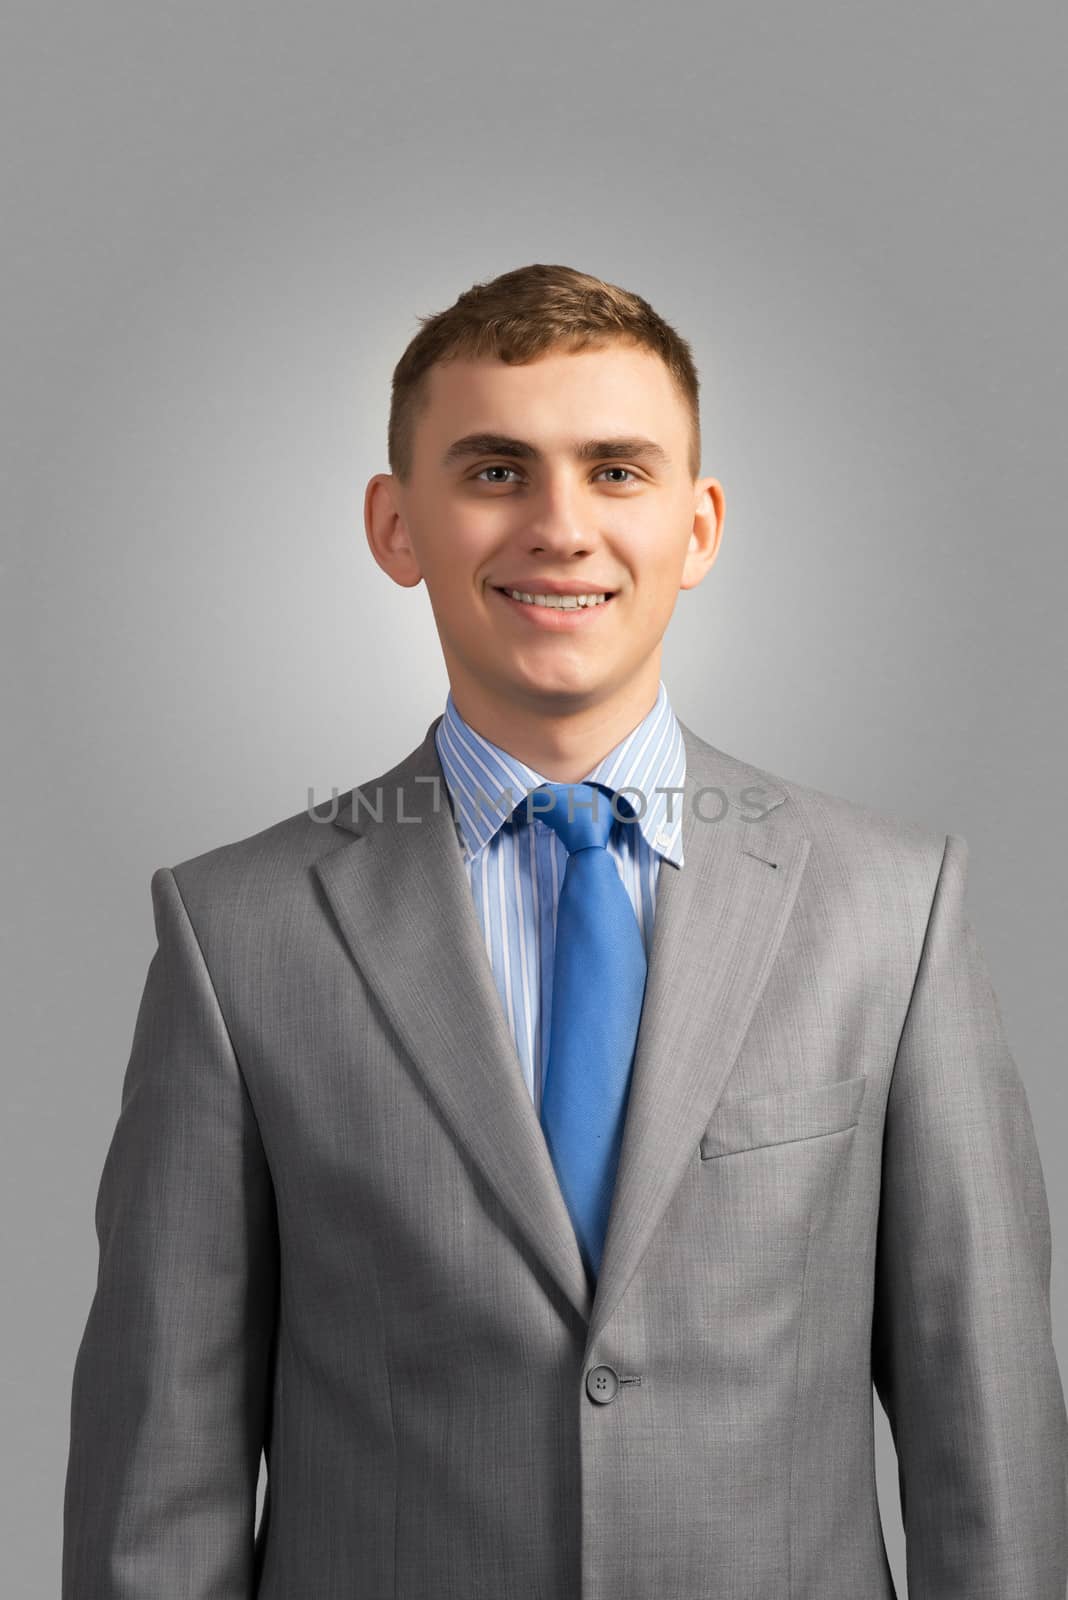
[63,715,1068,1598]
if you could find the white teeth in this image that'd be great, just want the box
[503,589,609,609]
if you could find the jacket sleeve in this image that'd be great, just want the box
[871,832,1068,1596]
[62,866,279,1599]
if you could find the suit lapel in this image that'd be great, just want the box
[314,720,594,1325]
[584,723,810,1352]
[313,714,810,1343]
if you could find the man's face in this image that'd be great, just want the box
[366,340,723,719]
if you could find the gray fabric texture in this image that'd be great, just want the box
[62,715,1068,1598]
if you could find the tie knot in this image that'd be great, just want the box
[513,782,632,854]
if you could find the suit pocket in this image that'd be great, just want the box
[699,1073,868,1160]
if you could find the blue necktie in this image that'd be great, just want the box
[517,782,648,1284]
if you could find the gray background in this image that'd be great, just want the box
[3,2,1065,1593]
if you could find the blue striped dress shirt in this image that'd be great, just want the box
[434,680,687,1116]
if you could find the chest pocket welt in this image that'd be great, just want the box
[699,1073,868,1160]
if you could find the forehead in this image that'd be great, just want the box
[419,342,685,445]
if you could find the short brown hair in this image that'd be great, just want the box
[387,263,702,484]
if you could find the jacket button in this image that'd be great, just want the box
[585,1364,620,1404]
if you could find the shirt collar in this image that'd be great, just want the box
[435,679,686,868]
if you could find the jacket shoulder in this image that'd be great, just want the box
[160,792,353,928]
[690,727,951,885]
[153,721,440,929]
[723,747,955,942]
[777,764,947,860]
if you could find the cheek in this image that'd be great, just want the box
[631,576,679,628]
[423,551,475,603]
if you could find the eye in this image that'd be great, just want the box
[472,464,640,485]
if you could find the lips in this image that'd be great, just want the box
[491,586,617,627]
[492,585,618,598]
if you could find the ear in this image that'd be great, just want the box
[680,477,724,591]
[364,473,424,588]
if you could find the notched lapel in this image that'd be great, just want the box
[313,720,594,1327]
[584,721,811,1354]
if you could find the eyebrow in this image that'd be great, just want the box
[440,432,672,470]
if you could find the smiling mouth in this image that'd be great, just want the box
[492,586,618,610]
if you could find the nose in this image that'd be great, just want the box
[525,474,597,558]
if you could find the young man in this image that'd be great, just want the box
[63,263,1067,1598]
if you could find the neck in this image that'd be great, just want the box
[445,661,663,784]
